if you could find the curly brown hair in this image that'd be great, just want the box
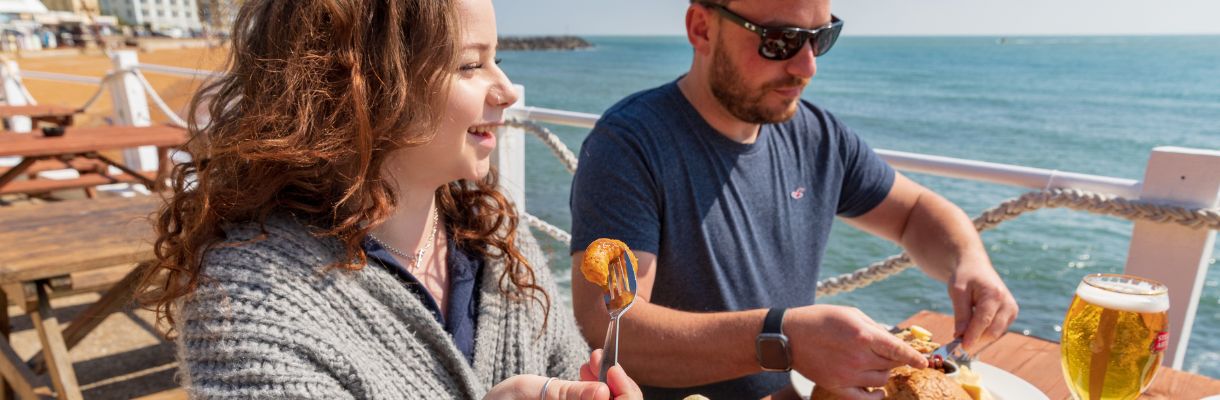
[139,0,549,336]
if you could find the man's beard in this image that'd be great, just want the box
[709,43,807,124]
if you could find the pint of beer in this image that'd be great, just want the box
[1060,274,1169,400]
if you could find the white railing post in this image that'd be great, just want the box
[494,84,527,209]
[109,50,158,172]
[0,60,32,133]
[1123,146,1220,369]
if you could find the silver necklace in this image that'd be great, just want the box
[370,206,440,270]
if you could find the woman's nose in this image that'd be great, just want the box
[490,70,519,107]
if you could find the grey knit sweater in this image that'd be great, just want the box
[176,214,590,399]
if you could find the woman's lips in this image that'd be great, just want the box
[467,129,496,150]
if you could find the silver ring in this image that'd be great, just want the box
[539,377,558,400]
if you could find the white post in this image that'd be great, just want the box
[109,50,158,172]
[0,60,32,133]
[494,84,527,209]
[1123,146,1220,369]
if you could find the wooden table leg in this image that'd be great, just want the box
[90,154,157,188]
[0,292,10,400]
[0,292,36,400]
[29,263,151,374]
[0,159,36,192]
[0,340,39,400]
[153,147,170,191]
[29,282,82,400]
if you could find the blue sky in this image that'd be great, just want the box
[496,0,1220,36]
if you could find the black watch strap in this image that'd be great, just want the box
[756,307,792,371]
[763,307,786,335]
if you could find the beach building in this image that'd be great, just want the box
[196,0,236,36]
[99,0,202,36]
[0,0,48,51]
[42,0,100,14]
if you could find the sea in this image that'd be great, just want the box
[497,35,1220,378]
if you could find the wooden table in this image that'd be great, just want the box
[0,106,77,129]
[899,311,1220,399]
[0,196,162,400]
[0,125,187,196]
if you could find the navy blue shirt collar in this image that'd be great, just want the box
[362,232,483,365]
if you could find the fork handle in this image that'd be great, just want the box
[599,316,621,383]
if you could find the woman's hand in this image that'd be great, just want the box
[483,350,642,400]
[485,374,608,400]
[579,349,643,400]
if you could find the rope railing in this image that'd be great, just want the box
[817,188,1220,297]
[506,119,579,174]
[75,69,129,112]
[506,120,1220,297]
[135,63,224,79]
[132,69,189,128]
[16,66,191,128]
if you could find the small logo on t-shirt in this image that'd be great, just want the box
[791,187,806,200]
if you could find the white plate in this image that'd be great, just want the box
[790,361,1049,400]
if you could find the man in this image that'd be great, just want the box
[568,1,1019,399]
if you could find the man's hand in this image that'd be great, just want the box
[948,259,1018,352]
[787,305,927,400]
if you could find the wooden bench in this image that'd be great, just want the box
[0,125,188,197]
[0,105,77,129]
[0,159,105,176]
[0,170,157,196]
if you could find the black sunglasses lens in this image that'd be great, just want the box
[760,30,807,60]
[812,25,842,57]
[760,32,791,60]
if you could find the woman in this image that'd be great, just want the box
[138,0,640,398]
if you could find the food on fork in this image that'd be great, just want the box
[808,326,987,400]
[580,238,639,308]
[895,325,940,354]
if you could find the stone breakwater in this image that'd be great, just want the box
[499,36,593,51]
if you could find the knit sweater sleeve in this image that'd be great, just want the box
[176,229,358,399]
[518,227,591,380]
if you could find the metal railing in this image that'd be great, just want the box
[500,101,1219,370]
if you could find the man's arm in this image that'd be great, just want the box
[844,172,1019,351]
[570,251,926,394]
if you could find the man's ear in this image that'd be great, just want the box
[686,4,714,56]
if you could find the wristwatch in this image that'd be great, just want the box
[756,308,792,371]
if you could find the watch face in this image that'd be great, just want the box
[756,334,791,371]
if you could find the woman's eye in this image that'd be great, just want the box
[460,62,484,71]
[494,58,503,65]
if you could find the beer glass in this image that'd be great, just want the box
[1060,274,1169,400]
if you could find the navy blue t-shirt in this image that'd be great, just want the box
[569,80,895,399]
[363,232,483,365]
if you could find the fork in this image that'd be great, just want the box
[599,250,638,383]
[928,337,973,372]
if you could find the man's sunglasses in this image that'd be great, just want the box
[699,2,843,61]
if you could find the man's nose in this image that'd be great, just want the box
[785,40,818,79]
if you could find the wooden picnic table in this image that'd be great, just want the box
[899,311,1220,399]
[0,125,187,196]
[0,106,77,129]
[0,195,162,400]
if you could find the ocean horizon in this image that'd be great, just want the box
[497,35,1220,378]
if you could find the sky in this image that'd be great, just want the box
[495,0,1220,37]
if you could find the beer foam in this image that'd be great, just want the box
[1075,280,1169,313]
